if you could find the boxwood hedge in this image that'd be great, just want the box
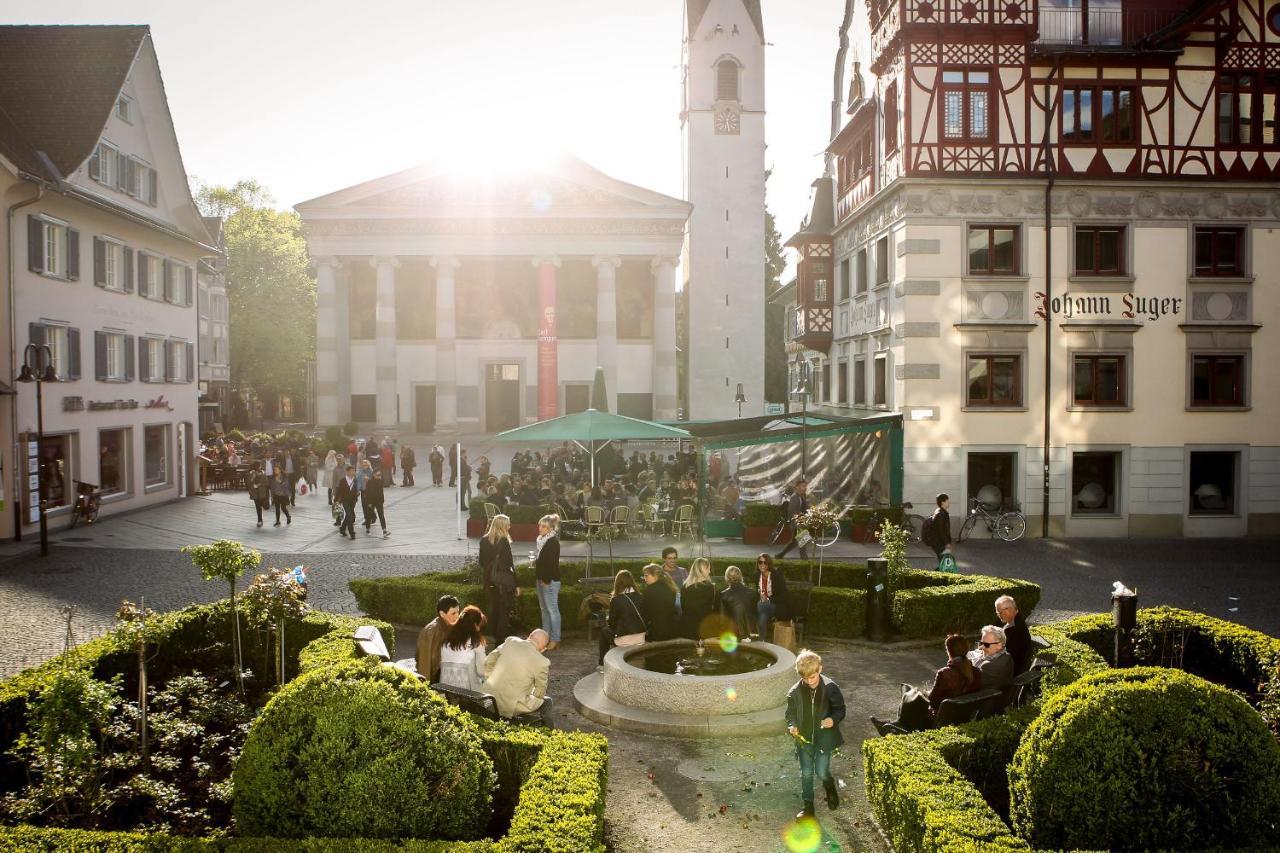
[861,608,1280,853]
[349,559,1037,641]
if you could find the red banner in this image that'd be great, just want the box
[537,262,557,420]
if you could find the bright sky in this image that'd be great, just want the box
[7,0,847,272]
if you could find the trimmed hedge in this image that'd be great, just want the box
[1009,667,1280,851]
[350,559,1039,642]
[0,827,493,851]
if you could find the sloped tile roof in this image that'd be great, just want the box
[0,25,146,180]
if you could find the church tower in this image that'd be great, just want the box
[682,0,766,420]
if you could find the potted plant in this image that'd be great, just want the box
[507,505,549,542]
[849,506,874,543]
[742,503,785,545]
[467,498,487,538]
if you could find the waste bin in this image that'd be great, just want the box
[866,557,889,642]
[1112,588,1138,667]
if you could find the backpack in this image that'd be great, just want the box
[921,512,938,549]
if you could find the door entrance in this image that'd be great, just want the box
[485,364,521,432]
[415,385,436,433]
[967,452,1017,510]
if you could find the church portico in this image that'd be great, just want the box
[298,155,690,433]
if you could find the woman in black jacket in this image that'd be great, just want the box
[479,514,519,643]
[599,569,647,665]
[641,563,679,642]
[679,557,718,639]
[534,513,562,651]
[249,463,270,528]
[718,565,755,640]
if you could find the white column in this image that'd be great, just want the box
[652,256,678,419]
[592,255,621,413]
[314,257,340,426]
[334,261,352,423]
[431,255,460,431]
[373,256,399,431]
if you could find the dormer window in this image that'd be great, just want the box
[716,59,739,101]
[116,95,133,124]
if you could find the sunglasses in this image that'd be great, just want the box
[979,641,999,647]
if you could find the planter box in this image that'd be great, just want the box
[744,525,790,545]
[703,519,743,539]
[466,518,485,538]
[510,523,540,542]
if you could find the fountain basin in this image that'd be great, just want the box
[574,638,797,737]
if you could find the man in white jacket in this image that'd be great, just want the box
[483,629,553,727]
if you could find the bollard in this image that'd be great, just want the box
[866,557,889,643]
[1112,588,1138,667]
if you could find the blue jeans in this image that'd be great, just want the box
[757,598,776,639]
[536,580,562,643]
[797,744,832,804]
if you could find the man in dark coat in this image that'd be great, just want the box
[996,595,1033,674]
[775,479,811,559]
[332,464,359,540]
[362,469,388,537]
[786,650,846,818]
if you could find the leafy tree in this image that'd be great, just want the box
[182,540,262,692]
[240,568,309,686]
[194,181,315,406]
[763,169,788,404]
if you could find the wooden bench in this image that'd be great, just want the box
[430,682,547,727]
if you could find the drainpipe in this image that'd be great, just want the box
[7,180,45,542]
[1041,59,1060,539]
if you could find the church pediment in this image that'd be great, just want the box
[357,175,648,210]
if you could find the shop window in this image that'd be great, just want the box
[968,452,1016,510]
[1189,451,1238,515]
[967,354,1022,406]
[144,424,170,489]
[99,428,128,496]
[38,434,74,511]
[1190,354,1245,407]
[1073,353,1127,407]
[1072,451,1119,515]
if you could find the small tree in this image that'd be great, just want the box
[795,504,842,589]
[115,600,155,764]
[182,540,261,692]
[876,517,910,579]
[241,568,309,686]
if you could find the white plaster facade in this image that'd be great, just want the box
[298,155,690,433]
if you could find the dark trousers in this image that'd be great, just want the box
[339,501,357,536]
[448,465,456,487]
[598,627,615,665]
[489,581,515,643]
[273,496,291,523]
[431,463,442,485]
[286,474,298,505]
[402,466,414,486]
[254,498,265,524]
[364,500,386,532]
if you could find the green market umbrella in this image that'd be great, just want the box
[494,409,690,485]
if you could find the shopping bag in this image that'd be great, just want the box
[937,552,957,573]
[299,483,308,495]
[772,620,798,653]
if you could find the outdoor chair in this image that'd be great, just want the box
[483,502,500,523]
[670,504,696,539]
[430,682,546,727]
[630,504,655,537]
[553,503,586,539]
[609,505,631,538]
[583,505,607,538]
[639,504,667,537]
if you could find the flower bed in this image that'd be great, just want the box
[349,558,1039,641]
[860,608,1280,853]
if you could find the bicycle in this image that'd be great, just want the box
[897,502,926,543]
[68,480,102,528]
[957,497,1026,542]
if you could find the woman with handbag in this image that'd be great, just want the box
[599,570,647,666]
[479,514,520,644]
[533,513,562,651]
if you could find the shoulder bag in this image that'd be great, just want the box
[614,595,647,647]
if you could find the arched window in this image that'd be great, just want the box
[716,59,740,101]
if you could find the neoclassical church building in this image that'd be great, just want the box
[297,155,689,433]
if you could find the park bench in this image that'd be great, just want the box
[430,682,547,727]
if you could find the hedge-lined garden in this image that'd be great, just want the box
[862,607,1280,853]
[0,563,608,851]
[349,558,1040,642]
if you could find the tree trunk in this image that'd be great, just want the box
[229,582,244,693]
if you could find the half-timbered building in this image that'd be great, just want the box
[785,0,1279,537]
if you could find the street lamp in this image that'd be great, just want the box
[734,383,746,418]
[789,355,812,478]
[16,343,60,557]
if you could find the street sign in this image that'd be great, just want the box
[764,403,785,415]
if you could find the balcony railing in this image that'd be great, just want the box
[1036,6,1183,47]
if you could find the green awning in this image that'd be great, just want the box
[493,409,690,443]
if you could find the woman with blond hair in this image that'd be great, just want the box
[479,514,520,643]
[641,562,679,641]
[533,513,562,651]
[680,557,718,639]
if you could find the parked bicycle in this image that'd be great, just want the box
[68,480,102,528]
[957,496,1026,542]
[897,502,926,543]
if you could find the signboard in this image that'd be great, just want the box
[764,403,785,416]
[536,262,558,420]
[24,437,39,524]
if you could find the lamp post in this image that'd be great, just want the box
[16,343,60,557]
[789,355,812,478]
[734,383,746,419]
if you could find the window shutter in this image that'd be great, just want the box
[67,328,81,379]
[124,334,135,381]
[147,168,158,205]
[95,331,108,380]
[165,339,175,382]
[137,254,147,296]
[29,322,45,349]
[94,238,106,287]
[163,259,173,301]
[138,338,149,382]
[66,229,80,281]
[122,157,135,195]
[88,146,101,181]
[185,342,194,382]
[184,266,193,306]
[123,248,134,293]
[27,216,43,272]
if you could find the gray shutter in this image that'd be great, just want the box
[184,266,193,306]
[29,322,45,349]
[137,254,148,296]
[123,248,134,293]
[138,338,149,382]
[124,334,135,381]
[67,328,81,380]
[88,146,101,181]
[185,342,194,382]
[121,157,135,195]
[27,216,43,272]
[94,238,106,287]
[163,259,173,301]
[147,168,158,205]
[95,331,108,380]
[66,229,79,280]
[165,339,175,381]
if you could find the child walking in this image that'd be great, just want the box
[785,649,846,819]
